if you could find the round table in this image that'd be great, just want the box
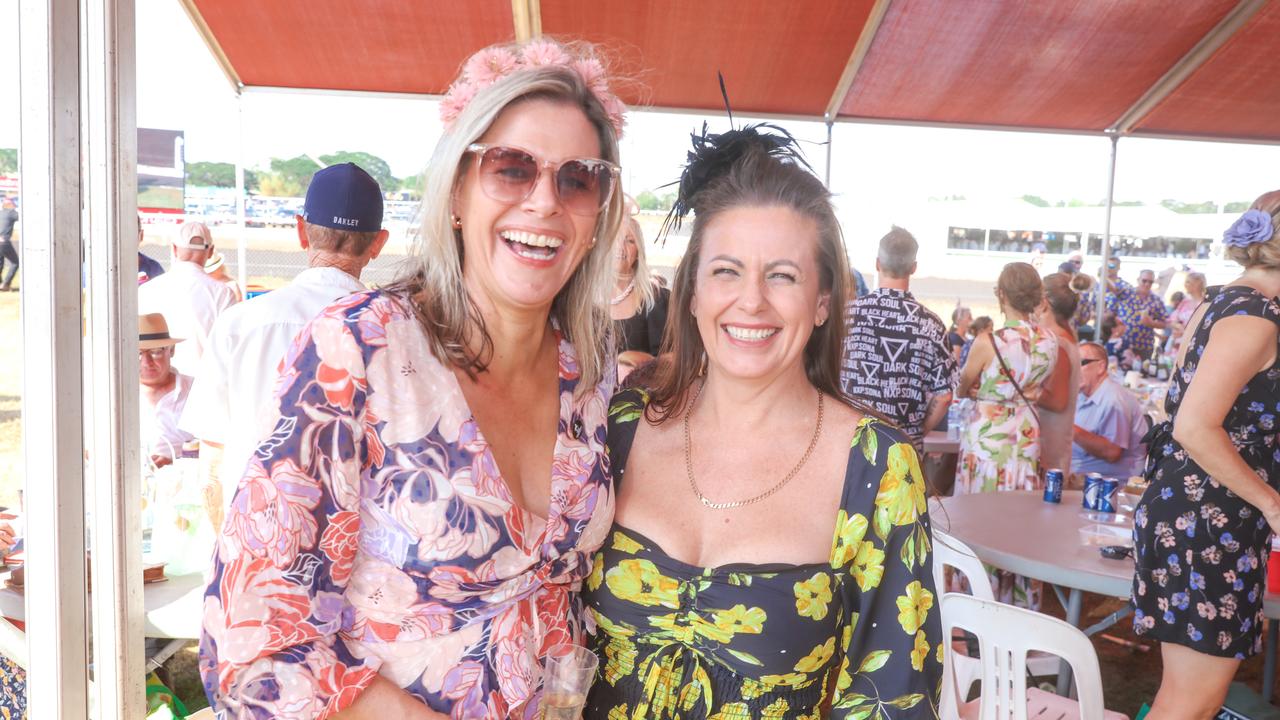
[934,489,1280,701]
[934,489,1131,598]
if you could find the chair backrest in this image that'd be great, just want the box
[932,528,995,601]
[941,593,1107,720]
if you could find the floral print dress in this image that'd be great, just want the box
[199,290,615,719]
[1132,285,1280,658]
[954,320,1058,495]
[582,390,942,719]
[953,320,1057,608]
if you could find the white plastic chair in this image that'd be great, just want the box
[941,593,1127,720]
[933,529,1062,695]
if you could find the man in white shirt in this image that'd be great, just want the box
[138,221,239,375]
[181,163,389,526]
[139,313,195,467]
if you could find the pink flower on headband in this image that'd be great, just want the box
[571,58,608,94]
[521,39,570,68]
[463,47,519,85]
[439,40,626,138]
[438,80,479,127]
[604,95,628,135]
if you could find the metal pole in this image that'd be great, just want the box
[18,0,90,715]
[824,116,834,189]
[1097,134,1119,339]
[85,0,145,713]
[236,93,248,291]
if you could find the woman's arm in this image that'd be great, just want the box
[333,677,449,720]
[955,335,994,399]
[1172,314,1280,528]
[1037,344,1072,413]
[200,305,401,719]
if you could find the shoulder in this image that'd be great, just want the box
[608,386,650,431]
[1207,285,1280,322]
[845,409,916,469]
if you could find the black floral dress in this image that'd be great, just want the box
[1132,285,1280,658]
[583,389,942,719]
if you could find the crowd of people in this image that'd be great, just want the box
[1,35,1277,720]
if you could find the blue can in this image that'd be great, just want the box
[1096,478,1120,514]
[1083,473,1105,510]
[1043,469,1064,504]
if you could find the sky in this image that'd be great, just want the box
[3,0,1278,219]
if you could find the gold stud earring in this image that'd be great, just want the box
[451,215,462,229]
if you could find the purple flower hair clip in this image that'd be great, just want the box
[1223,209,1274,248]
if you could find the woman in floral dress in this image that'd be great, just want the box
[582,128,941,719]
[1132,193,1280,719]
[953,262,1057,607]
[200,39,627,720]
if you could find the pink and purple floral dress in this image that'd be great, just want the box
[198,290,615,719]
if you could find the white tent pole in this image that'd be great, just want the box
[18,0,91,715]
[236,93,248,291]
[85,0,145,713]
[824,117,834,189]
[1097,134,1120,338]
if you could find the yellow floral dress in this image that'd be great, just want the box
[583,390,942,719]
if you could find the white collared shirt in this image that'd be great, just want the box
[179,266,367,507]
[141,372,195,460]
[138,260,240,376]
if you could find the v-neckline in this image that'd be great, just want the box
[446,325,571,533]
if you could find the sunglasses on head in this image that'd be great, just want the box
[466,143,620,217]
[1081,357,1103,366]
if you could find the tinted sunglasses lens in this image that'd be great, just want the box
[479,147,537,202]
[557,160,610,215]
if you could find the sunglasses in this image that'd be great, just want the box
[139,347,170,360]
[466,143,620,217]
[1080,357,1103,366]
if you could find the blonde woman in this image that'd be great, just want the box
[610,215,670,357]
[1167,271,1206,355]
[201,39,626,720]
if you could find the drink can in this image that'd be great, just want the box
[1043,469,1064,503]
[1083,473,1105,510]
[1097,478,1119,514]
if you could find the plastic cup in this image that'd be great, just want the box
[541,643,598,720]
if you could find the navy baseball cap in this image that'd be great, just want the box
[303,163,384,232]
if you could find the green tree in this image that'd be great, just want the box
[1161,199,1218,214]
[256,172,305,198]
[1224,201,1250,213]
[269,155,322,191]
[1021,194,1050,207]
[318,151,395,192]
[634,190,661,211]
[186,161,236,188]
[0,149,16,174]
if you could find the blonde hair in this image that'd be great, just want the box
[620,215,657,311]
[389,45,624,394]
[1226,190,1280,271]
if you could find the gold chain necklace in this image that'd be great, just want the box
[683,380,825,510]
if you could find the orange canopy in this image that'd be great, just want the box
[183,0,1280,142]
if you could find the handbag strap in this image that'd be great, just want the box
[989,330,1040,423]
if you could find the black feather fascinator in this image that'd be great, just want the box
[659,75,816,243]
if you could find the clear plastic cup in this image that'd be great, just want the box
[540,643,598,720]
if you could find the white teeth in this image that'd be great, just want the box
[725,326,779,341]
[501,230,562,248]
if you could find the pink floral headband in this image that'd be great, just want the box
[439,40,627,139]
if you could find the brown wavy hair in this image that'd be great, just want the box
[645,144,856,423]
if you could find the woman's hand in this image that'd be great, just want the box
[1263,499,1280,537]
[331,676,451,720]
